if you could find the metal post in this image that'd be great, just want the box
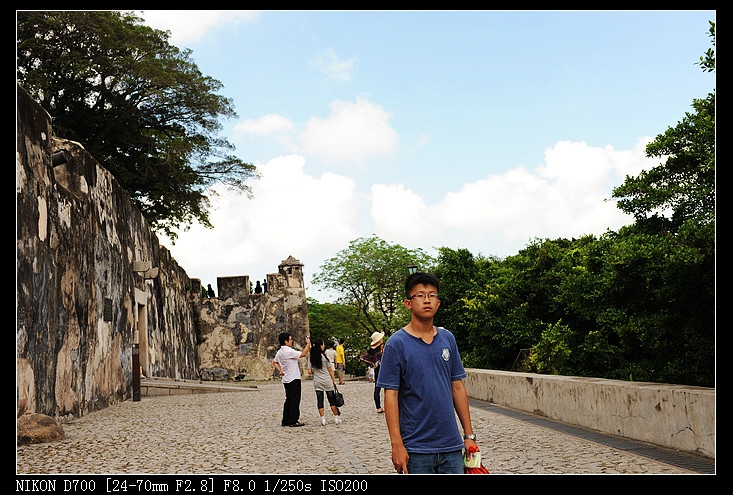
[132,344,141,401]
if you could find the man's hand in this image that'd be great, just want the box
[391,444,409,474]
[463,438,477,460]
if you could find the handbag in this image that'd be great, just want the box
[463,445,490,474]
[333,385,345,407]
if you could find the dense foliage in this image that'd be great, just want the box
[309,236,435,376]
[16,11,259,240]
[312,236,435,337]
[305,298,369,376]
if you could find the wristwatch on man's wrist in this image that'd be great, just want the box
[463,434,476,441]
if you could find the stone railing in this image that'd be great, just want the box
[464,369,714,459]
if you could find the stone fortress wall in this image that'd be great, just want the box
[16,84,308,419]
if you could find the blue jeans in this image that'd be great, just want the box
[407,450,464,474]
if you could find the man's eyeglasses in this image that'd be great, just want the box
[409,293,439,301]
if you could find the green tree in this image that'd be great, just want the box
[530,321,574,375]
[612,22,715,232]
[16,11,258,240]
[306,298,369,376]
[551,238,624,378]
[458,247,545,370]
[612,93,714,232]
[600,24,715,386]
[433,247,497,354]
[470,237,593,372]
[312,236,435,338]
[573,224,714,386]
[696,21,715,73]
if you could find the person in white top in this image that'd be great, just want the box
[273,332,311,427]
[325,341,337,367]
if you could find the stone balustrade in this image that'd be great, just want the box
[464,368,715,458]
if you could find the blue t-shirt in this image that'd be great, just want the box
[376,327,467,453]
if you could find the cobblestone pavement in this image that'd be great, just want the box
[16,380,709,475]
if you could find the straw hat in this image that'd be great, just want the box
[370,331,385,348]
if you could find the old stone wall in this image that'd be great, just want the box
[16,84,309,419]
[193,257,310,382]
[16,84,199,418]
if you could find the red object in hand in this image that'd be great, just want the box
[463,445,490,474]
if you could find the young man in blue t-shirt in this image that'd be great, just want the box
[377,272,478,474]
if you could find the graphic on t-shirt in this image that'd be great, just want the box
[441,348,451,361]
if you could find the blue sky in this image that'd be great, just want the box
[140,10,715,302]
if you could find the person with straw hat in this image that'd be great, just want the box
[360,331,386,413]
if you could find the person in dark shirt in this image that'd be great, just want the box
[360,331,385,413]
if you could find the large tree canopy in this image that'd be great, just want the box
[312,236,435,337]
[612,22,715,232]
[611,93,715,231]
[16,11,258,239]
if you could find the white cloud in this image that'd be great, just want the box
[234,114,294,137]
[139,10,259,45]
[369,139,657,258]
[161,154,358,296]
[371,184,436,244]
[299,98,399,165]
[165,139,657,301]
[232,114,299,153]
[309,48,357,81]
[244,155,358,256]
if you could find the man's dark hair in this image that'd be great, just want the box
[278,332,291,346]
[405,272,441,298]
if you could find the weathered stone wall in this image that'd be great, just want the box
[193,257,310,382]
[16,84,309,419]
[16,84,200,418]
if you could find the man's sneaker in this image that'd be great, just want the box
[334,415,342,424]
[320,416,327,426]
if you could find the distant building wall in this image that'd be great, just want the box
[16,84,309,419]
